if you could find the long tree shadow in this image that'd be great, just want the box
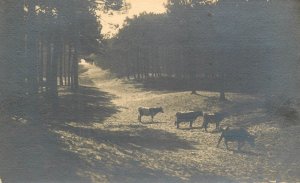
[56,86,120,124]
[139,121,168,124]
[54,123,235,183]
[122,77,261,95]
[0,85,121,183]
[0,118,91,183]
[59,124,197,151]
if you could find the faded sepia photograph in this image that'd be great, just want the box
[0,0,299,182]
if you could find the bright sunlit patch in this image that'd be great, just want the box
[80,59,88,65]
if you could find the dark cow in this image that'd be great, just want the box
[217,127,255,151]
[202,112,226,132]
[175,111,203,129]
[138,107,164,122]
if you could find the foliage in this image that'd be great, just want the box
[0,0,127,107]
[98,0,288,96]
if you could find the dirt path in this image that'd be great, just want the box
[53,61,299,183]
[1,61,298,183]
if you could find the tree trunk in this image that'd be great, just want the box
[39,35,44,92]
[50,36,61,100]
[27,1,38,95]
[0,0,25,98]
[68,45,72,86]
[59,42,64,86]
[72,44,79,90]
[220,90,226,101]
[219,77,226,101]
[46,39,52,92]
[64,44,68,85]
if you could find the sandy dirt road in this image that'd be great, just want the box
[0,61,299,183]
[56,61,299,183]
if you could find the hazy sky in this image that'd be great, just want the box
[99,0,167,37]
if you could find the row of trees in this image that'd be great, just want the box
[0,0,127,107]
[98,0,299,97]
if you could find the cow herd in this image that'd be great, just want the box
[138,106,256,151]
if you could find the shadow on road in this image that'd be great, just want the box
[60,124,197,151]
[54,123,235,183]
[57,86,120,124]
[0,85,120,183]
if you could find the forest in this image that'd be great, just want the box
[98,0,300,98]
[0,0,126,108]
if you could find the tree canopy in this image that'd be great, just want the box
[97,0,300,97]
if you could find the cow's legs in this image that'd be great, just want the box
[189,121,193,128]
[216,122,219,131]
[138,115,142,122]
[177,122,179,129]
[237,141,245,151]
[224,140,229,150]
[200,119,205,128]
[217,135,223,148]
[204,123,208,132]
[151,115,154,122]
